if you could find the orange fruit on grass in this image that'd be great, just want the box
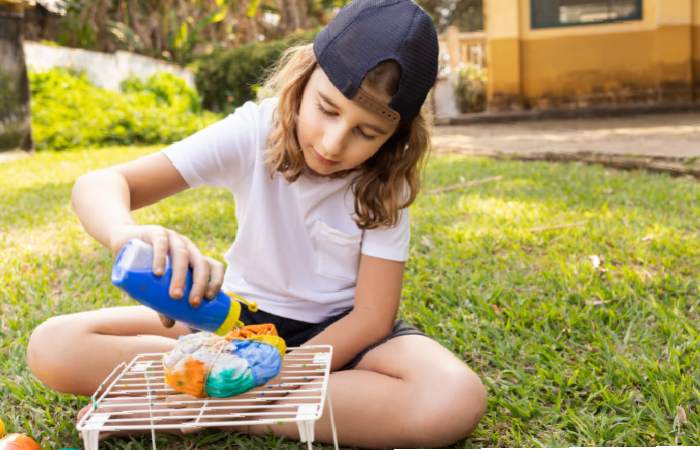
[0,434,41,450]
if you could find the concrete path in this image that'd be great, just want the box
[432,112,700,177]
[433,112,700,158]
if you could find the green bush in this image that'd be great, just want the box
[195,29,318,114]
[121,72,202,113]
[30,68,220,150]
[454,63,487,113]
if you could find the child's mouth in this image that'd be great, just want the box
[313,148,340,166]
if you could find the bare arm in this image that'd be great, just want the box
[71,152,225,315]
[299,253,405,371]
[71,152,189,253]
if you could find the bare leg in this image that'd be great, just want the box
[28,306,276,441]
[27,305,191,396]
[246,334,488,449]
[28,309,487,448]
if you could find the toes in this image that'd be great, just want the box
[76,405,91,423]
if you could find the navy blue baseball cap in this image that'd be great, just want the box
[313,0,439,129]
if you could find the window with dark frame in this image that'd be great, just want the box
[531,0,643,29]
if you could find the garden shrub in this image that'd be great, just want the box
[195,29,318,114]
[30,68,219,150]
[121,72,203,113]
[454,63,487,113]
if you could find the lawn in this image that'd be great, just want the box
[0,146,698,448]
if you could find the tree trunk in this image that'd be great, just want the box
[278,0,307,35]
[0,2,33,152]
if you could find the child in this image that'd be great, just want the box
[27,0,487,447]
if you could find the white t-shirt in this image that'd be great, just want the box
[162,97,410,323]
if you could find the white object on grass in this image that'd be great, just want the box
[76,345,338,450]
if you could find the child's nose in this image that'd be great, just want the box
[321,124,348,156]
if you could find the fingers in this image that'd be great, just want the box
[181,237,208,307]
[160,232,221,308]
[114,224,226,309]
[159,313,176,328]
[167,230,189,300]
[149,227,169,276]
[206,257,225,300]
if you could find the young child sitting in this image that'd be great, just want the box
[27,0,487,447]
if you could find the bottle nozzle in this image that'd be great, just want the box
[224,290,259,312]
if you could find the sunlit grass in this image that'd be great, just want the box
[1,146,698,448]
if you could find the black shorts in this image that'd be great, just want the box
[199,307,427,370]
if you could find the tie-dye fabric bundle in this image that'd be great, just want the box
[163,324,286,398]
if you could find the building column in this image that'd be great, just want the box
[484,0,523,110]
[692,0,700,99]
[654,0,693,102]
[445,25,461,72]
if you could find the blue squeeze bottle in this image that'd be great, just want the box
[111,238,253,335]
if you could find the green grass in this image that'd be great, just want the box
[1,146,698,448]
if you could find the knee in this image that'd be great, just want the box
[27,314,79,393]
[404,365,488,447]
[446,367,488,436]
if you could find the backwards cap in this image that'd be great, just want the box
[313,0,439,128]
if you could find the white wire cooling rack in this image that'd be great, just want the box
[76,345,338,450]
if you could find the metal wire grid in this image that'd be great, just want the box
[76,345,338,450]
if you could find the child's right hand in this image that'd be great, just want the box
[109,224,226,327]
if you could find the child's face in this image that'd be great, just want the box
[296,66,399,177]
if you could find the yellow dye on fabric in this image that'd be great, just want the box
[226,323,287,355]
[245,334,287,356]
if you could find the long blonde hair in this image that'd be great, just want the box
[258,43,433,229]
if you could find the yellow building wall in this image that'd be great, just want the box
[694,0,700,97]
[486,0,699,110]
[485,0,523,109]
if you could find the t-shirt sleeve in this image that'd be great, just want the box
[360,207,410,262]
[161,100,263,190]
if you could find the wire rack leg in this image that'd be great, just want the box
[82,430,100,450]
[296,402,317,445]
[327,387,339,450]
[297,419,314,444]
[81,412,110,450]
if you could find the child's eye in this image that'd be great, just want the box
[316,102,336,116]
[316,102,376,140]
[355,128,376,140]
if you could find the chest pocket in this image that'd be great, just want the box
[309,220,361,284]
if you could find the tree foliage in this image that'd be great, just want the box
[196,28,317,112]
[26,0,332,64]
[23,0,481,64]
[418,0,482,32]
